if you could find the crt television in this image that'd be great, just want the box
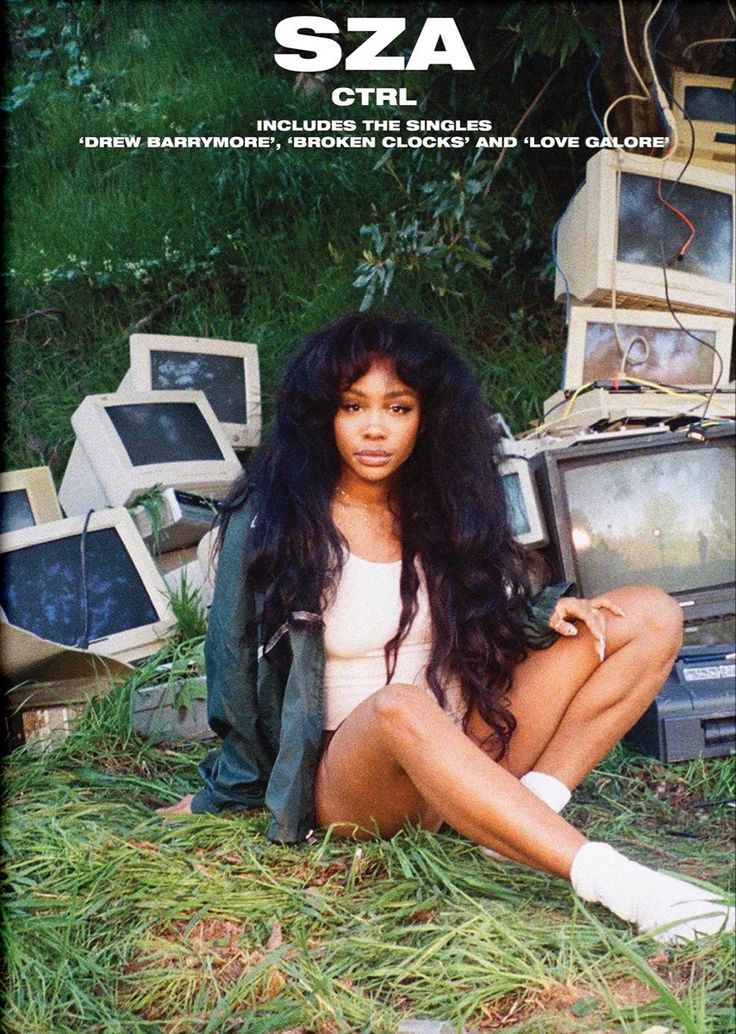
[554,150,735,317]
[562,305,733,391]
[58,390,243,517]
[0,508,175,662]
[0,467,62,534]
[671,71,735,169]
[126,334,261,450]
[531,424,735,624]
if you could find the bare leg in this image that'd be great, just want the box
[316,584,681,878]
[471,585,683,788]
[315,690,734,946]
[315,683,586,878]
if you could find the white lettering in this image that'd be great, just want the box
[275,16,473,72]
[345,18,405,70]
[274,16,341,72]
[406,18,474,71]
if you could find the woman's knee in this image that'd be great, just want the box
[622,585,683,654]
[370,682,439,746]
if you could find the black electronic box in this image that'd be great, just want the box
[625,644,735,762]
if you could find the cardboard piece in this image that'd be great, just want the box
[133,678,213,742]
[1,622,134,711]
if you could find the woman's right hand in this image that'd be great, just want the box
[156,794,194,815]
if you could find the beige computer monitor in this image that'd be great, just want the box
[0,508,175,663]
[554,150,735,317]
[671,71,735,171]
[563,306,734,390]
[543,384,735,432]
[58,390,243,517]
[127,334,261,450]
[498,447,548,549]
[0,467,63,532]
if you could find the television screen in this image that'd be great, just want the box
[618,174,733,283]
[561,442,735,598]
[0,527,160,647]
[150,351,247,425]
[502,471,532,538]
[106,402,225,465]
[581,321,718,384]
[0,489,35,534]
[683,86,736,125]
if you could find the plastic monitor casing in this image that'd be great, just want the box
[58,390,243,517]
[671,70,736,171]
[497,450,548,549]
[128,333,261,450]
[562,304,734,391]
[0,507,175,663]
[542,385,735,432]
[0,467,62,528]
[554,150,736,317]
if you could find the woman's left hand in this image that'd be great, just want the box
[549,595,626,662]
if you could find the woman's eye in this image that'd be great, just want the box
[390,404,411,414]
[341,402,361,412]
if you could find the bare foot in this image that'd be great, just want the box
[156,794,194,815]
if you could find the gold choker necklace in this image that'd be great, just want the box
[335,486,388,512]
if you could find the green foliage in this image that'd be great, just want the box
[354,151,550,310]
[127,484,168,553]
[501,2,600,76]
[165,567,209,647]
[3,0,108,113]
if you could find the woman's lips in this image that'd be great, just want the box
[355,450,392,465]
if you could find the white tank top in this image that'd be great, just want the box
[322,553,465,731]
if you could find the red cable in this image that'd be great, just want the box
[657,173,696,259]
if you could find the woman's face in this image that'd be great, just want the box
[333,359,421,489]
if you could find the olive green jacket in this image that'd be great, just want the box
[191,497,574,843]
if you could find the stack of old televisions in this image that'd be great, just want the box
[515,71,736,761]
[1,334,260,749]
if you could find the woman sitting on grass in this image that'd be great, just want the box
[162,312,733,945]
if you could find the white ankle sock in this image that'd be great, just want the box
[481,771,572,860]
[570,841,735,944]
[520,771,572,813]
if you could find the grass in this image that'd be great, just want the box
[2,675,734,1034]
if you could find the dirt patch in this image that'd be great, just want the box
[609,975,658,1007]
[478,976,656,1031]
[121,916,287,1029]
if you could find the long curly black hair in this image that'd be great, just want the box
[220,311,533,757]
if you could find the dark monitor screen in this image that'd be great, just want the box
[684,86,736,125]
[0,489,35,534]
[582,321,717,384]
[502,472,531,538]
[618,174,733,283]
[150,351,247,425]
[0,527,159,646]
[560,441,735,598]
[106,402,224,466]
